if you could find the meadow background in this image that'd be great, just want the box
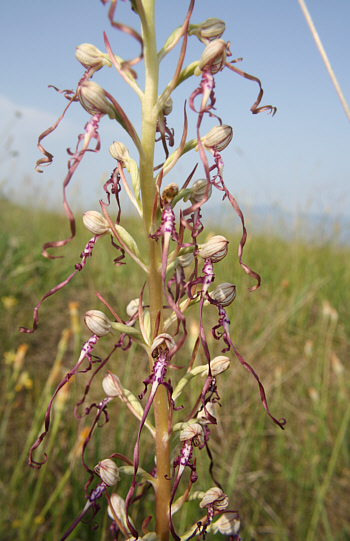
[1,192,349,541]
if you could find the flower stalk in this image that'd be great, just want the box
[20,3,285,541]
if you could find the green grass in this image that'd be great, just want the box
[1,198,349,541]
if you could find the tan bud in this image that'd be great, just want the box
[84,310,111,337]
[210,356,231,376]
[151,333,176,358]
[210,283,236,307]
[75,43,111,70]
[163,97,173,116]
[189,179,212,204]
[195,39,227,75]
[102,373,122,397]
[189,19,225,43]
[108,493,126,521]
[109,141,130,166]
[180,423,204,447]
[200,487,229,510]
[77,80,116,119]
[162,183,179,204]
[177,252,193,268]
[198,235,228,263]
[202,124,233,152]
[94,459,119,486]
[126,298,144,318]
[215,512,241,536]
[83,210,110,236]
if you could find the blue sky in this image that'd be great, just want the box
[1,0,350,221]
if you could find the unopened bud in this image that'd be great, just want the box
[189,19,225,44]
[109,141,130,166]
[94,459,119,486]
[200,487,229,510]
[177,252,193,268]
[180,423,204,447]
[84,310,112,337]
[162,183,179,204]
[77,80,116,119]
[83,211,110,236]
[202,124,233,153]
[188,179,212,204]
[102,373,122,397]
[210,355,231,376]
[126,298,144,318]
[163,97,173,116]
[75,43,111,71]
[198,235,228,263]
[215,512,241,536]
[195,39,227,75]
[210,283,236,307]
[151,333,176,358]
[108,493,126,522]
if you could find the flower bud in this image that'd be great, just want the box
[77,80,116,119]
[163,97,173,116]
[102,373,122,397]
[210,355,231,376]
[162,183,179,204]
[83,210,110,236]
[151,333,176,357]
[84,310,112,337]
[94,459,119,486]
[198,235,228,263]
[177,252,193,268]
[180,423,204,447]
[215,512,240,536]
[195,39,227,75]
[75,43,111,71]
[210,283,236,307]
[202,125,233,153]
[108,493,126,521]
[200,487,229,510]
[189,19,225,43]
[189,179,212,204]
[109,141,130,166]
[126,298,144,318]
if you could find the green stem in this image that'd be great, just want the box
[139,3,170,540]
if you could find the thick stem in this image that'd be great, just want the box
[140,3,170,540]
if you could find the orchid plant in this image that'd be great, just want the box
[20,1,285,540]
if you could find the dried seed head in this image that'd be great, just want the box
[75,43,111,70]
[151,333,176,357]
[163,97,173,116]
[77,80,116,119]
[161,183,179,204]
[180,423,204,447]
[210,355,231,376]
[188,179,213,204]
[102,373,122,397]
[94,458,119,486]
[215,512,241,536]
[126,298,144,318]
[195,39,227,75]
[198,235,228,263]
[210,283,236,307]
[200,487,229,510]
[202,124,233,153]
[84,310,112,337]
[189,18,225,44]
[177,252,193,268]
[109,141,130,166]
[83,210,110,236]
